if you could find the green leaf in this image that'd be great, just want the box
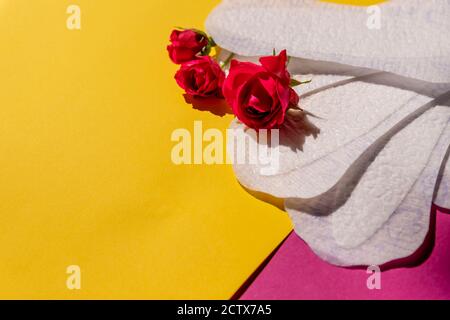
[200,42,212,56]
[290,78,312,87]
[290,79,301,87]
[189,28,209,39]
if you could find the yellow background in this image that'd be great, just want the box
[0,0,383,299]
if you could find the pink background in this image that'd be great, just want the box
[241,206,450,300]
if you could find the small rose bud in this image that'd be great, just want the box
[167,29,209,64]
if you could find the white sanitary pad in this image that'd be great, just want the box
[207,0,450,266]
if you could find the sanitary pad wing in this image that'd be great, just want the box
[285,113,450,266]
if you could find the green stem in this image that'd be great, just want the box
[220,53,235,69]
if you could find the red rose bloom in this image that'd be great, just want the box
[167,29,208,64]
[175,56,225,98]
[223,50,299,129]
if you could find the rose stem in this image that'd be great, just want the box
[220,52,235,69]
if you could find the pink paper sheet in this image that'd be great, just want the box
[241,207,450,300]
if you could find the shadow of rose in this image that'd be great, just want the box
[280,110,321,152]
[183,94,233,117]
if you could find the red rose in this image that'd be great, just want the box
[223,50,299,129]
[175,56,225,98]
[167,29,209,64]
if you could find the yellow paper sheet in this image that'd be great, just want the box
[0,0,385,299]
[0,0,293,299]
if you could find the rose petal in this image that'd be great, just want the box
[259,49,290,85]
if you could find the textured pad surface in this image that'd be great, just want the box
[207,0,450,83]
[230,68,450,199]
[286,118,450,266]
[435,151,450,210]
